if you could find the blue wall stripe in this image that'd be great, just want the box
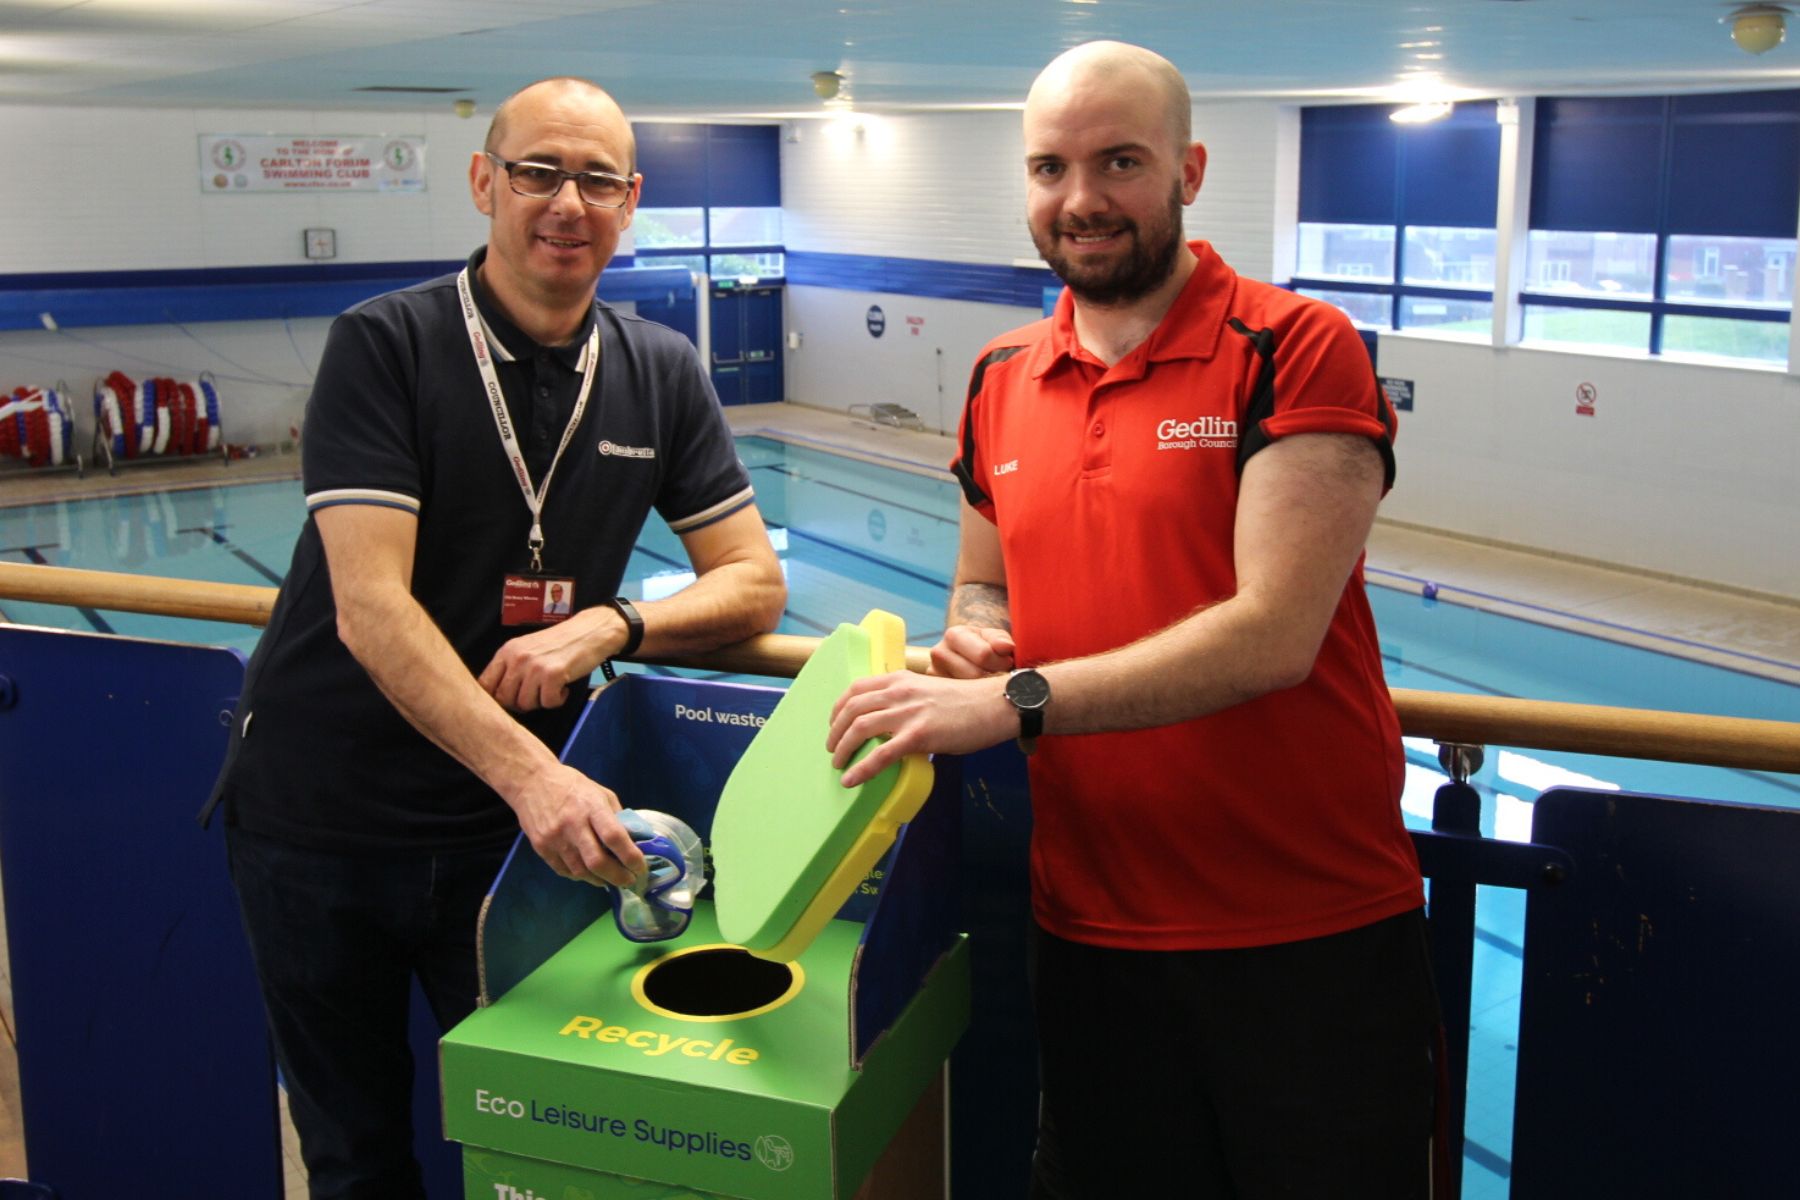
[787,250,1056,309]
[5,249,1048,328]
[0,257,698,332]
[0,261,460,290]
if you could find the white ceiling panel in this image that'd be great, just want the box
[1,0,1797,115]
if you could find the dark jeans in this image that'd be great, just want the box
[1028,909,1441,1200]
[226,825,511,1200]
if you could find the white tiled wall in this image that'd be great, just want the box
[0,105,492,272]
[781,110,1034,265]
[777,99,1297,430]
[779,100,1291,273]
[1376,335,1800,599]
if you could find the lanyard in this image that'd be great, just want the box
[458,267,600,572]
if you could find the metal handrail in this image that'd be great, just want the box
[3,560,1797,774]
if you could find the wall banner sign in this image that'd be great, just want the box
[199,135,426,193]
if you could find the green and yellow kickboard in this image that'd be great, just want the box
[710,610,934,961]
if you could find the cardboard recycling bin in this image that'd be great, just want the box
[441,613,969,1199]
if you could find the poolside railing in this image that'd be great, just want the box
[2,560,1796,774]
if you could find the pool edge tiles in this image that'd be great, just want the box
[0,455,301,511]
[1368,575,1800,689]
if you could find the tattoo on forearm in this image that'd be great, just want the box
[949,582,1011,631]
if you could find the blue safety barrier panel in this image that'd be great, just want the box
[0,627,278,1198]
[1511,787,1800,1198]
[0,625,467,1198]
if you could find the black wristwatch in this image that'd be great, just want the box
[1004,667,1051,755]
[607,595,644,659]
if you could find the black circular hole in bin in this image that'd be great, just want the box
[641,947,797,1017]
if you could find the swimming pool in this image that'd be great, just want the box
[3,434,1796,1196]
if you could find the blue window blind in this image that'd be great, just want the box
[1667,91,1800,237]
[632,123,780,209]
[707,125,781,207]
[633,123,708,207]
[1299,102,1498,227]
[1300,106,1398,224]
[1532,91,1800,236]
[1403,103,1500,228]
[1531,97,1670,234]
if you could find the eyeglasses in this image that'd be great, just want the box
[485,153,634,209]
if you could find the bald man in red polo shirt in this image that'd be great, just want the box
[828,41,1439,1198]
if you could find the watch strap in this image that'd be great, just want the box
[607,595,645,659]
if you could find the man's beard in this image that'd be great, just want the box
[1033,185,1185,307]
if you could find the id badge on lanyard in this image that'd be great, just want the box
[458,268,600,626]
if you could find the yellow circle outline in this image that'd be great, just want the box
[630,942,806,1023]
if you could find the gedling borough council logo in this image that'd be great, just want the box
[754,1133,794,1171]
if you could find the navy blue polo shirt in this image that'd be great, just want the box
[212,248,753,853]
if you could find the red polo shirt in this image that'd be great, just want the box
[951,241,1421,950]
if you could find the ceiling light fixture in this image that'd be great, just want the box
[811,70,844,100]
[1390,100,1453,124]
[1729,4,1788,54]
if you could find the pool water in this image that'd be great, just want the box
[3,434,1796,1195]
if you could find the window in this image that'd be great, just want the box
[632,207,705,249]
[710,251,785,278]
[1295,101,1500,336]
[629,124,785,281]
[1297,224,1395,282]
[1524,231,1656,299]
[1403,226,1495,289]
[1295,287,1394,329]
[1522,91,1800,362]
[1664,234,1790,306]
[709,207,782,247]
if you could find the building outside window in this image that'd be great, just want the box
[1523,91,1800,364]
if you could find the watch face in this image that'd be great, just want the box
[1006,668,1051,709]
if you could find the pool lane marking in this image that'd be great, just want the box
[779,526,951,592]
[184,525,285,585]
[1463,1138,1512,1180]
[608,538,839,640]
[1383,650,1513,698]
[9,546,114,632]
[750,462,956,527]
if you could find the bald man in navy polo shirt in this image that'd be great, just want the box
[209,77,785,1197]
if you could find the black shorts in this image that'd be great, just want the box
[1029,908,1441,1199]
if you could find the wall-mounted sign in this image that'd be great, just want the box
[1575,381,1597,417]
[1379,376,1413,412]
[866,305,886,338]
[199,134,426,193]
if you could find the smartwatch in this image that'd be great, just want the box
[607,595,645,659]
[1004,667,1051,755]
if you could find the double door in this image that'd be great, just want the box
[638,282,783,407]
